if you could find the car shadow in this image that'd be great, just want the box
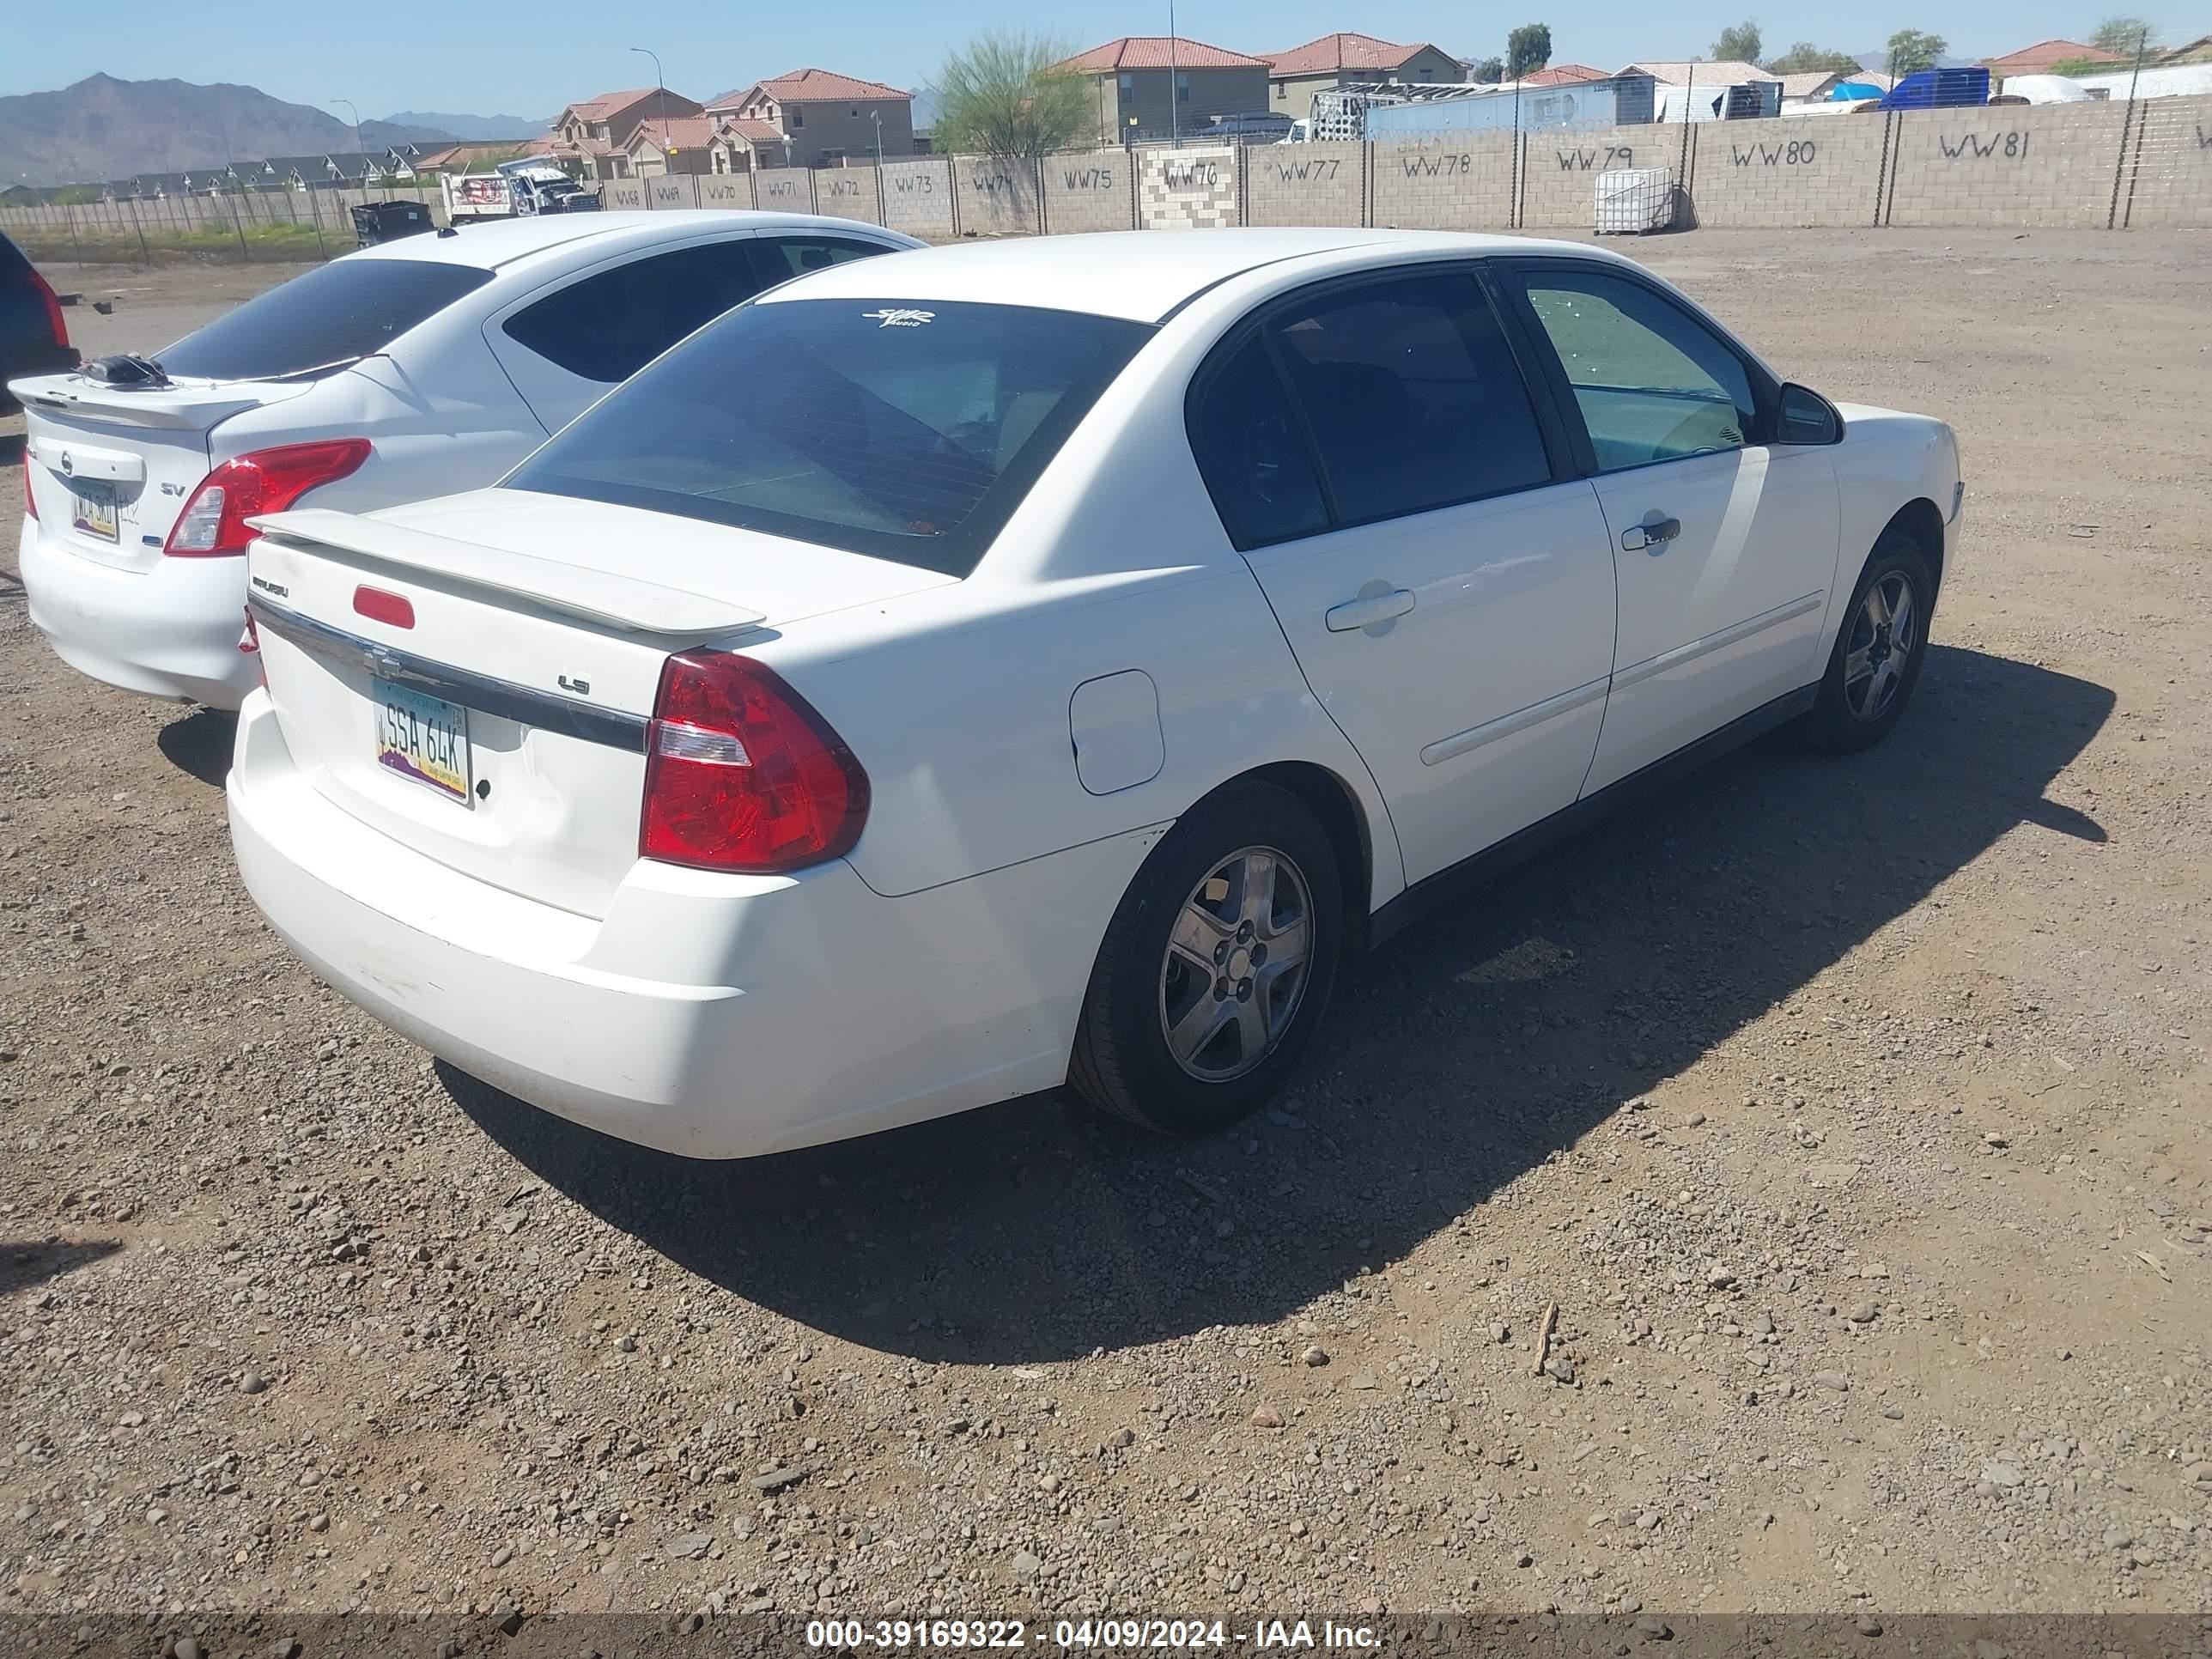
[157,707,235,788]
[0,431,24,465]
[0,1237,122,1299]
[449,643,2113,1363]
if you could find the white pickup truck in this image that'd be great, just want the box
[441,160,601,225]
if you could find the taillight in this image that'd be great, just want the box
[640,651,869,874]
[162,439,370,558]
[27,268,68,349]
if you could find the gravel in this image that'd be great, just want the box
[2,233,2209,1620]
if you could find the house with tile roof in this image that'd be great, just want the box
[1983,38,2129,81]
[1256,32,1463,119]
[704,70,913,168]
[1055,36,1273,144]
[550,86,704,179]
[625,115,728,177]
[1618,58,1772,88]
[1516,63,1610,87]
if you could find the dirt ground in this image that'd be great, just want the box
[2,230,2208,1632]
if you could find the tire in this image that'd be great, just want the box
[1798,532,1936,753]
[1070,781,1344,1138]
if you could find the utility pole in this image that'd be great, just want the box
[1169,0,1180,146]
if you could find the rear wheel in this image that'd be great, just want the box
[1070,781,1343,1137]
[1799,534,1935,753]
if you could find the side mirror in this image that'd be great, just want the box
[1777,382,1843,446]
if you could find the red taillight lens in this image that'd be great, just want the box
[28,268,68,349]
[640,651,869,874]
[162,438,371,558]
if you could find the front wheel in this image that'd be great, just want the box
[1799,534,1935,753]
[1069,781,1344,1138]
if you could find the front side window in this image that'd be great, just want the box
[1516,268,1757,471]
[507,299,1152,575]
[501,240,768,384]
[1267,271,1552,526]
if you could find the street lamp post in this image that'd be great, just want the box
[870,109,884,168]
[629,46,672,160]
[331,96,365,167]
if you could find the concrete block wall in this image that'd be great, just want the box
[1140,147,1238,230]
[812,168,883,225]
[1369,133,1515,230]
[13,105,2212,255]
[879,158,954,239]
[1041,151,1134,234]
[1686,116,1889,228]
[2117,93,2212,228]
[752,168,817,216]
[954,157,1042,237]
[1885,101,2127,228]
[1243,143,1364,228]
[696,175,755,210]
[1521,124,1682,228]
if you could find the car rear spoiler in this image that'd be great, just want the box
[249,507,768,637]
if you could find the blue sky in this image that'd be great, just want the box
[3,0,2131,113]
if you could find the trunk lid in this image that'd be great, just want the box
[246,491,955,918]
[16,373,313,572]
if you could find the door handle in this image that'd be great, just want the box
[1621,517,1682,553]
[1325,584,1417,635]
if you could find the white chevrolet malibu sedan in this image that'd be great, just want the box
[227,228,1962,1158]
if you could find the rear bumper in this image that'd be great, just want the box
[228,692,1154,1158]
[19,515,258,708]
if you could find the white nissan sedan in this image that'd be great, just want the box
[227,228,1961,1158]
[12,211,918,710]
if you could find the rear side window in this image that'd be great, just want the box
[156,258,492,381]
[1189,334,1328,549]
[1269,272,1551,526]
[506,298,1152,575]
[501,240,768,384]
[754,236,890,283]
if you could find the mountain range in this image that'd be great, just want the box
[0,75,532,185]
[381,109,544,141]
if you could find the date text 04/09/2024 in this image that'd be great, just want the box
[804,1620,1381,1650]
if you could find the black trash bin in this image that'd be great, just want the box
[350,199,436,248]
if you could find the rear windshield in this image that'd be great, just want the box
[504,298,1153,576]
[156,258,492,382]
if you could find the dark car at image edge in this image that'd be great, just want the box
[1,232,79,414]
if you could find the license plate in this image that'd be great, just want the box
[373,678,472,805]
[72,483,118,543]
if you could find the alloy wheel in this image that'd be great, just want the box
[1843,571,1917,722]
[1157,846,1314,1083]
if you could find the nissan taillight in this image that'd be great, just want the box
[163,439,371,558]
[640,651,869,874]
